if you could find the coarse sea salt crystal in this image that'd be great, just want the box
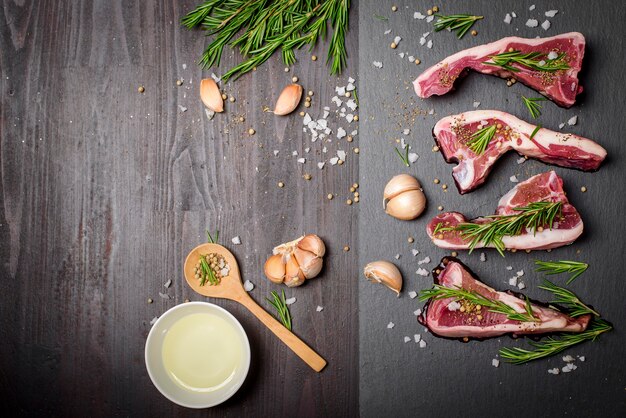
[578,356,585,362]
[447,301,461,311]
[346,99,357,110]
[541,20,551,31]
[427,40,433,49]
[492,359,500,368]
[510,175,519,183]
[568,115,578,125]
[303,114,312,125]
[273,150,280,156]
[316,306,324,312]
[337,150,347,160]
[562,355,575,362]
[164,279,172,288]
[243,280,254,291]
[526,19,539,27]
[411,249,420,256]
[419,340,427,348]
[545,10,559,17]
[387,322,395,329]
[419,37,426,46]
[508,277,518,286]
[504,13,512,24]
[559,122,565,129]
[337,127,347,139]
[547,51,559,60]
[150,317,158,326]
[403,128,410,135]
[336,86,346,96]
[416,268,429,277]
[529,5,536,11]
[548,368,560,375]
[414,334,421,343]
[346,114,354,123]
[511,12,517,18]
[297,158,305,164]
[205,108,215,120]
[408,153,419,163]
[506,266,513,270]
[473,101,481,108]
[394,254,401,260]
[285,297,296,305]
[159,292,170,300]
[373,61,383,68]
[346,83,355,91]
[517,270,524,276]
[418,256,430,265]
[329,157,339,165]
[414,12,425,19]
[480,252,486,262]
[409,291,418,299]
[232,236,241,245]
[414,309,422,316]
[178,105,187,113]
[517,157,526,164]
[517,281,526,290]
[408,56,415,63]
[394,36,402,45]
[428,109,434,115]
[426,15,434,23]
[384,29,392,35]
[404,336,411,343]
[317,162,325,169]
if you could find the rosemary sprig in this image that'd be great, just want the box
[419,285,538,322]
[395,146,410,167]
[374,14,388,21]
[199,255,219,286]
[267,290,292,330]
[466,124,496,155]
[499,318,612,364]
[182,0,351,81]
[206,229,219,244]
[433,14,483,39]
[539,279,599,317]
[434,201,563,256]
[522,96,546,119]
[535,260,588,284]
[529,125,541,140]
[484,50,570,73]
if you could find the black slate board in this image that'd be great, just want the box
[358,1,625,416]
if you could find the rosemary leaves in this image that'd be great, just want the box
[434,201,563,256]
[182,0,351,81]
[522,96,546,119]
[535,260,589,284]
[484,50,570,73]
[466,124,496,155]
[267,290,292,330]
[433,14,483,39]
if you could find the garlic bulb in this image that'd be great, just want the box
[200,78,224,113]
[274,84,303,116]
[264,234,325,287]
[364,261,403,296]
[383,174,426,220]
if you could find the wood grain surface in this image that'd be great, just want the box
[0,1,358,416]
[359,1,625,417]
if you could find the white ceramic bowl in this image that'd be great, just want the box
[145,302,251,408]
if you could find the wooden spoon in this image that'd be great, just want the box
[183,243,327,372]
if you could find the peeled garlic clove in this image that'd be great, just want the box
[285,254,305,287]
[383,174,426,220]
[264,254,286,284]
[273,84,303,116]
[296,234,326,257]
[364,261,403,296]
[294,247,323,279]
[200,78,224,113]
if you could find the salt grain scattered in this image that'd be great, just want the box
[516,270,524,277]
[541,20,551,31]
[404,336,411,343]
[510,175,519,183]
[517,281,526,290]
[419,340,427,348]
[562,355,575,362]
[394,254,401,260]
[373,61,383,69]
[159,292,170,300]
[529,5,536,11]
[337,127,347,139]
[337,150,347,160]
[567,115,578,126]
[548,368,560,375]
[285,297,296,305]
[414,334,421,343]
[492,359,500,368]
[426,15,434,23]
[506,266,513,270]
[559,122,565,129]
[508,277,518,286]
[393,36,402,45]
[427,40,433,49]
[504,13,512,24]
[480,252,486,262]
[411,249,420,256]
[205,108,215,120]
[150,317,158,326]
[409,291,418,299]
[414,12,425,19]
[473,101,481,108]
[387,322,395,329]
[416,268,429,277]
[317,162,325,169]
[545,10,558,17]
[384,29,392,35]
[297,158,306,164]
[408,153,419,163]
[232,236,242,245]
[547,51,559,60]
[418,256,431,265]
[517,157,526,164]
[316,306,324,312]
[243,280,254,292]
[164,279,172,288]
[414,309,422,316]
[447,301,461,311]
[526,19,539,27]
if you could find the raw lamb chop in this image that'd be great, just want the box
[414,32,585,107]
[434,110,606,194]
[419,257,591,339]
[426,171,583,252]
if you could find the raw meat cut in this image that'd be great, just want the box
[433,110,606,194]
[426,171,583,251]
[419,257,591,339]
[413,32,585,107]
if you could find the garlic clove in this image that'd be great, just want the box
[294,247,323,279]
[384,189,426,220]
[274,84,303,116]
[200,78,224,113]
[285,254,305,287]
[364,261,403,296]
[264,254,286,284]
[297,234,326,257]
[383,174,426,220]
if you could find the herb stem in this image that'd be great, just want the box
[267,290,292,330]
[535,260,589,284]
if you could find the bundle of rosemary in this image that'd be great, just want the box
[182,0,350,81]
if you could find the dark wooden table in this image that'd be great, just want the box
[0,1,358,416]
[359,1,625,417]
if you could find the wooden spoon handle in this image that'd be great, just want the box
[238,293,327,372]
